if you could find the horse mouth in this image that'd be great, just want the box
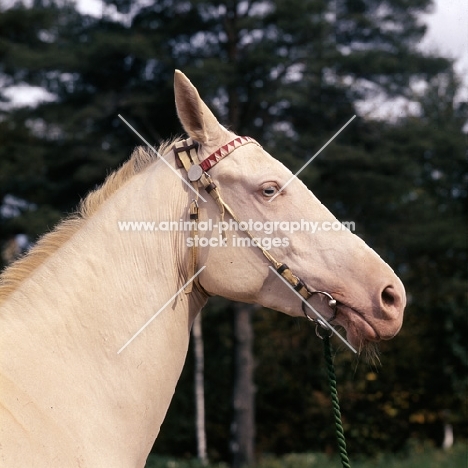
[301,293,380,349]
[335,303,381,348]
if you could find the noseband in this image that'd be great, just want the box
[172,136,337,326]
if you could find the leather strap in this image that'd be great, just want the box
[172,139,203,294]
[199,136,260,171]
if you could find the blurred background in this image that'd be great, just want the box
[0,0,466,466]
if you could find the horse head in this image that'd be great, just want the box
[173,70,405,351]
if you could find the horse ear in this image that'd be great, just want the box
[174,70,224,145]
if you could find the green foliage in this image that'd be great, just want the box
[146,455,228,468]
[145,444,467,468]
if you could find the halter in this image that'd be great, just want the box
[171,136,337,325]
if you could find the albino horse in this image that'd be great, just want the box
[0,71,405,467]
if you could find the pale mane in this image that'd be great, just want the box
[0,138,181,304]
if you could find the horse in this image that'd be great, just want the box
[0,70,405,467]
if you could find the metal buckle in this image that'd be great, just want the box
[188,164,203,182]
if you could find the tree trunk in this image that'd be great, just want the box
[230,303,255,468]
[192,313,208,465]
[224,6,255,466]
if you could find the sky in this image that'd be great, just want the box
[4,0,468,107]
[419,0,468,80]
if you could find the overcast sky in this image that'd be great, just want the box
[420,0,468,79]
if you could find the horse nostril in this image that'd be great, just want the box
[382,286,396,307]
[378,281,405,337]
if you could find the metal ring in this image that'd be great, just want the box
[302,290,338,324]
[310,290,338,323]
[315,323,333,340]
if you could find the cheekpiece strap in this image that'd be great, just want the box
[173,138,200,169]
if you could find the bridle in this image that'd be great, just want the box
[171,136,338,326]
[173,136,353,468]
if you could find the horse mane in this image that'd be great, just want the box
[0,138,181,304]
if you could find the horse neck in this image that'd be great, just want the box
[0,156,206,466]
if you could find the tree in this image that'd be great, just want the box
[230,303,256,468]
[192,314,208,464]
[293,68,467,453]
[0,0,180,258]
[374,71,467,447]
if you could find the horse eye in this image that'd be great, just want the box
[262,186,278,197]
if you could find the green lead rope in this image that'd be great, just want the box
[322,334,352,468]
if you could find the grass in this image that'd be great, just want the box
[145,442,467,468]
